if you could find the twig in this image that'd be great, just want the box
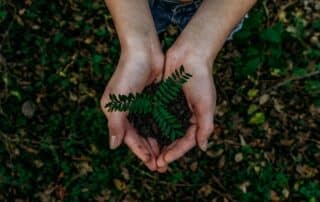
[215,139,241,147]
[210,187,234,202]
[0,1,17,50]
[211,175,235,201]
[129,164,157,180]
[212,175,227,191]
[262,0,269,19]
[261,70,320,95]
[280,0,298,11]
[307,138,320,145]
[130,164,200,187]
[144,178,199,188]
[60,53,78,74]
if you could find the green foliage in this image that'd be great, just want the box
[233,162,289,202]
[0,0,319,201]
[249,112,266,125]
[260,22,283,43]
[299,181,320,201]
[105,66,192,140]
[155,67,192,105]
[152,105,183,140]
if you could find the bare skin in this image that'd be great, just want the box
[101,0,164,171]
[101,0,257,172]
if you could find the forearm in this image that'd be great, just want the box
[182,0,257,59]
[104,0,158,51]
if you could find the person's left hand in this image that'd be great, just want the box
[155,30,217,172]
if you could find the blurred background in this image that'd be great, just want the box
[0,0,319,201]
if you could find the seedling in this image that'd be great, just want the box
[105,66,192,140]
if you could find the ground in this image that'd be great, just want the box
[0,0,320,201]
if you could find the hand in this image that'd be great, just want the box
[154,0,256,171]
[100,41,164,171]
[156,33,217,171]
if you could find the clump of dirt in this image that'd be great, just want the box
[128,84,192,146]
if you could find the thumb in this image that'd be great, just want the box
[195,107,214,151]
[107,113,126,149]
[196,116,214,151]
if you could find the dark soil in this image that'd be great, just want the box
[128,84,192,146]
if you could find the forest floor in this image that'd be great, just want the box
[0,0,320,201]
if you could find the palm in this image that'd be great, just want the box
[156,54,216,170]
[101,55,163,171]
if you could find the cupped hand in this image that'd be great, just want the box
[156,37,217,171]
[100,42,164,171]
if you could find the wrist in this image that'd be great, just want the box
[173,33,218,67]
[121,34,163,64]
[121,33,157,54]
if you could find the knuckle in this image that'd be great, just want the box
[100,97,107,110]
[107,118,120,132]
[203,122,214,135]
[152,54,164,74]
[100,94,109,110]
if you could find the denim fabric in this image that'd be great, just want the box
[148,0,247,40]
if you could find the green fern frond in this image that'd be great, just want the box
[154,66,192,105]
[105,93,136,112]
[129,93,153,114]
[105,93,153,114]
[152,105,183,140]
[104,66,191,140]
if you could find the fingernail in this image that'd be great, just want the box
[109,135,117,149]
[200,141,208,151]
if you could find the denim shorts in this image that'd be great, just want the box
[148,0,247,40]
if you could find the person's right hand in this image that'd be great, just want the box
[100,39,165,171]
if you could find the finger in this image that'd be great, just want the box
[185,74,216,151]
[195,111,214,152]
[105,113,127,149]
[156,144,172,168]
[157,165,168,173]
[157,125,197,167]
[194,90,216,152]
[141,138,158,171]
[124,130,157,171]
[145,138,161,171]
[147,137,160,157]
[156,145,170,172]
[100,87,127,149]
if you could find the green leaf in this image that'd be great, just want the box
[243,57,261,76]
[312,18,320,31]
[293,68,307,77]
[249,112,266,125]
[246,47,260,57]
[261,23,283,43]
[305,80,320,94]
[248,104,258,115]
[314,99,320,108]
[248,89,259,99]
[92,54,103,65]
[0,10,7,22]
[95,27,107,37]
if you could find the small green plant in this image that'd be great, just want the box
[105,66,192,140]
[299,181,320,202]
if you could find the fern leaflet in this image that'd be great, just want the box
[154,66,192,105]
[104,66,192,140]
